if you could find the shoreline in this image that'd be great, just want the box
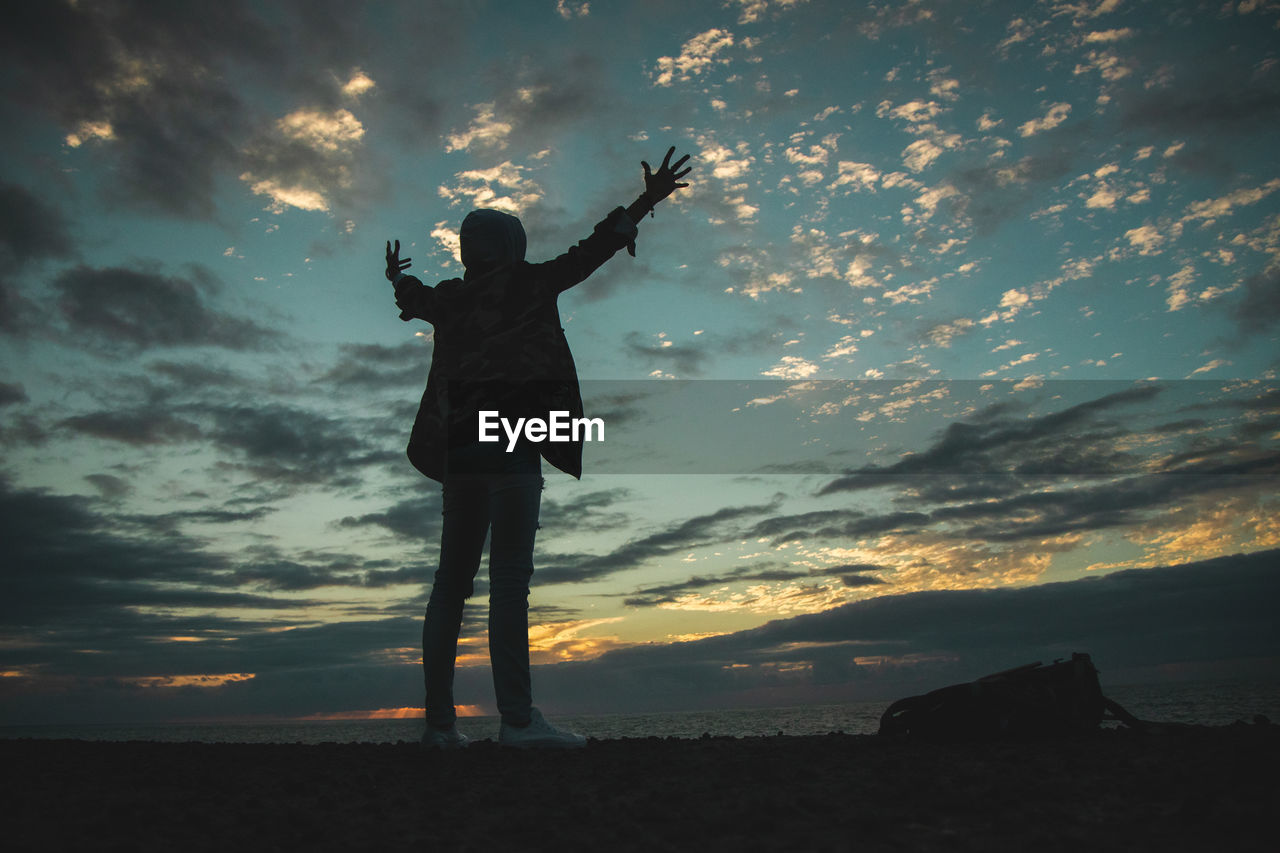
[4,723,1276,851]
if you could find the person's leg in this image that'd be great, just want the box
[422,473,488,730]
[486,449,542,728]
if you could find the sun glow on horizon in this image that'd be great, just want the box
[294,705,486,721]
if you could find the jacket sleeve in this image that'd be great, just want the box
[392,274,439,323]
[527,207,639,295]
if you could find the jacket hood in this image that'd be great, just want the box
[460,208,526,277]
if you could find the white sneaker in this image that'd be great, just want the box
[421,724,470,750]
[499,707,587,749]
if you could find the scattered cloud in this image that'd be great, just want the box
[444,102,513,152]
[1018,102,1072,137]
[652,28,735,87]
[438,162,543,214]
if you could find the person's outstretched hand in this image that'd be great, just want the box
[642,146,692,204]
[385,239,412,281]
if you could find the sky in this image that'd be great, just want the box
[1,0,1278,726]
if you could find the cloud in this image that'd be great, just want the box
[0,180,76,337]
[319,342,433,390]
[1072,49,1131,81]
[550,548,1280,711]
[0,478,233,618]
[902,138,945,172]
[0,382,29,407]
[537,488,634,535]
[1018,102,1072,137]
[148,360,249,389]
[830,161,881,193]
[1083,27,1134,43]
[52,264,278,351]
[1118,80,1280,136]
[1181,179,1280,226]
[240,107,367,213]
[1123,224,1165,255]
[925,318,975,348]
[340,69,376,98]
[730,382,1278,559]
[1231,266,1280,333]
[536,499,780,585]
[619,563,812,607]
[622,332,710,377]
[84,473,132,500]
[817,385,1165,495]
[438,162,543,215]
[337,492,444,544]
[556,0,591,19]
[202,403,392,486]
[0,181,74,274]
[444,103,513,152]
[0,0,279,217]
[652,28,735,87]
[762,355,819,379]
[61,409,202,446]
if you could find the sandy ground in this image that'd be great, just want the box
[2,723,1276,852]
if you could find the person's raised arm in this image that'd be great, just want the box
[536,146,693,293]
[625,146,692,226]
[385,239,436,322]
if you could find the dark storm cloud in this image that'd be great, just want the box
[1231,266,1280,335]
[538,487,633,534]
[203,403,394,485]
[0,1,475,223]
[337,492,443,544]
[838,573,887,588]
[0,474,426,724]
[319,342,431,389]
[757,454,1278,549]
[337,485,630,553]
[85,473,133,500]
[61,409,202,446]
[536,499,781,585]
[0,0,278,218]
[622,331,710,376]
[6,610,418,686]
[577,386,661,432]
[817,385,1163,494]
[0,382,28,406]
[0,479,224,592]
[723,383,1280,547]
[949,149,1080,233]
[0,180,74,272]
[0,180,76,337]
[620,563,811,608]
[458,50,612,155]
[0,478,299,634]
[1119,85,1280,137]
[749,508,931,545]
[148,360,250,389]
[54,264,278,351]
[46,392,400,490]
[527,549,1280,713]
[231,559,427,593]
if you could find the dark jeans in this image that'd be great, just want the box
[423,439,541,729]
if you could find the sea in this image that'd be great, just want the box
[2,680,1276,745]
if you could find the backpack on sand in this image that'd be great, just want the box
[878,652,1144,740]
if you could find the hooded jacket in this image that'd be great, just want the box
[394,206,639,482]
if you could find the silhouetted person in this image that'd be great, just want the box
[386,147,692,748]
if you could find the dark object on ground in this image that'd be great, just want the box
[2,724,1275,852]
[878,653,1144,740]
